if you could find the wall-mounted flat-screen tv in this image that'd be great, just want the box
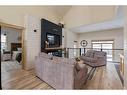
[46,33,60,47]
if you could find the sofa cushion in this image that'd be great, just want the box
[39,52,53,60]
[80,56,97,63]
[53,56,75,65]
[94,51,106,57]
[85,50,94,58]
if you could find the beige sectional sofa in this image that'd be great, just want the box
[35,52,88,89]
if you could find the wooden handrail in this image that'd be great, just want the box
[65,48,124,50]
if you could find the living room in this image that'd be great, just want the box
[0,5,127,90]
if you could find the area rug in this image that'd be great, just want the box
[114,64,124,85]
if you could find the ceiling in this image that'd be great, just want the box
[69,6,124,33]
[52,6,72,17]
[70,18,124,33]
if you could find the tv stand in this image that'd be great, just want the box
[45,47,63,51]
[45,47,63,57]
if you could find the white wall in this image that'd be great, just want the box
[78,28,124,62]
[63,29,78,58]
[24,15,41,69]
[124,6,127,89]
[1,27,21,51]
[78,28,123,48]
[65,29,78,48]
[6,31,21,51]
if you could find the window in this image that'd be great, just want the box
[92,40,114,61]
[1,34,7,52]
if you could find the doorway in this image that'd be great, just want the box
[0,22,26,89]
[0,23,24,69]
[1,26,22,67]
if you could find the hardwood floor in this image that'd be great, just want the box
[1,61,53,90]
[1,61,123,90]
[84,62,123,89]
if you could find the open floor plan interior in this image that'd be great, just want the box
[0,5,127,90]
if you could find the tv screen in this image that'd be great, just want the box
[47,34,55,45]
[46,33,60,47]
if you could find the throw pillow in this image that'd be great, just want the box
[39,52,53,60]
[75,60,86,71]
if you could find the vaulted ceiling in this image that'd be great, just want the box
[69,6,124,33]
[52,6,72,18]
